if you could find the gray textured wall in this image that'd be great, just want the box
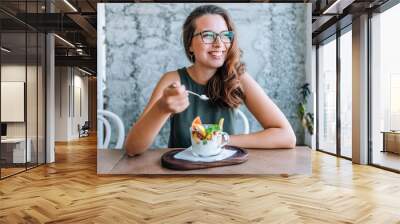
[100,3,310,148]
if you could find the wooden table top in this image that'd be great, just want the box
[97,146,311,175]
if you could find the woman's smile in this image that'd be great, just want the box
[208,50,225,60]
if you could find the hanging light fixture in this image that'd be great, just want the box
[54,34,75,48]
[63,0,78,12]
[1,47,11,53]
[78,67,93,76]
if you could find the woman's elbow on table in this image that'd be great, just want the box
[125,149,137,157]
[272,127,296,149]
[124,141,146,157]
[286,128,297,148]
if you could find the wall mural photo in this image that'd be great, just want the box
[97,3,312,174]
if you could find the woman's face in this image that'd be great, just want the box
[190,14,231,69]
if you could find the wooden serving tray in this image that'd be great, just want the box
[161,146,248,170]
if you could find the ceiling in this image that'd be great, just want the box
[0,0,393,75]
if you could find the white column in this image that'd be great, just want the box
[45,0,55,163]
[352,14,369,164]
[46,33,55,163]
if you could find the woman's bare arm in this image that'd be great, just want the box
[124,71,188,156]
[229,73,297,149]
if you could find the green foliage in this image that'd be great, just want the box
[300,83,311,102]
[298,83,314,135]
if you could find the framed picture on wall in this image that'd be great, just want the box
[1,81,25,122]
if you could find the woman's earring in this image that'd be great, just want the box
[189,52,195,62]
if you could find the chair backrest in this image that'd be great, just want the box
[98,110,125,149]
[82,121,90,129]
[235,109,250,134]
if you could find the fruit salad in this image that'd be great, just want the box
[191,116,224,145]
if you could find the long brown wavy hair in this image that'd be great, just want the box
[182,5,245,108]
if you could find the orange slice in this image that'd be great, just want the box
[191,116,202,127]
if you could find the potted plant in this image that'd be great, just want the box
[298,83,314,135]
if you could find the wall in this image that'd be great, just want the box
[99,3,311,148]
[73,72,89,138]
[54,67,89,141]
[55,66,69,141]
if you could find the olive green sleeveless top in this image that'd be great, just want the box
[168,67,236,148]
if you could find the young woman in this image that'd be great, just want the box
[125,5,296,156]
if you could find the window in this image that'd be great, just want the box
[340,28,352,158]
[371,2,400,171]
[318,36,337,154]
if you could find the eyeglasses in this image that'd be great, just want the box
[193,30,234,44]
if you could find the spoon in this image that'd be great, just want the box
[168,83,209,101]
[187,90,209,101]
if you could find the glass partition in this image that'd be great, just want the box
[27,31,38,169]
[1,30,28,177]
[0,1,46,179]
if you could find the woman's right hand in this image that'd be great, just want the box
[156,82,189,114]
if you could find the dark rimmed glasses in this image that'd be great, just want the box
[193,30,234,44]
